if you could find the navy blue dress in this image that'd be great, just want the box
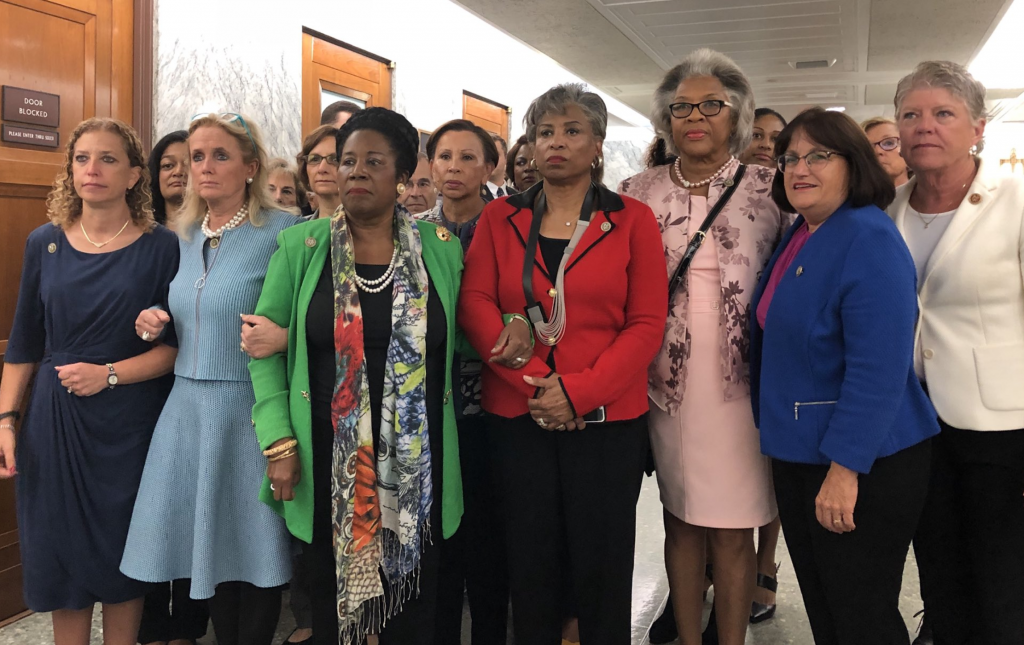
[7,223,180,611]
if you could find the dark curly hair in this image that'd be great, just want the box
[335,107,419,182]
[148,130,188,225]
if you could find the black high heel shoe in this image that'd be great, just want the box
[750,563,780,624]
[911,609,934,645]
[649,598,678,645]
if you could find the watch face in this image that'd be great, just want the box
[108,375,118,386]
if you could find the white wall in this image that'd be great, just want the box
[153,0,653,187]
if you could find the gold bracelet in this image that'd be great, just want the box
[262,439,298,457]
[266,450,299,464]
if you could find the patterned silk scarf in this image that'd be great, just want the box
[329,204,432,640]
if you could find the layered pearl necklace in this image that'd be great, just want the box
[353,246,400,293]
[673,156,735,189]
[201,205,249,248]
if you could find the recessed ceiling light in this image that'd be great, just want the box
[826,106,847,112]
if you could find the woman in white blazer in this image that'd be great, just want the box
[888,60,1024,645]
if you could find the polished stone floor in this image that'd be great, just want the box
[0,476,925,644]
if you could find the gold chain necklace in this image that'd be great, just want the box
[80,218,131,248]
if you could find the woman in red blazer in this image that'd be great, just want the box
[458,83,668,645]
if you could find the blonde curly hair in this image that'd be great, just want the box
[46,118,155,231]
[178,113,278,234]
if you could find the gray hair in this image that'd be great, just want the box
[651,48,755,157]
[894,60,988,152]
[524,83,608,144]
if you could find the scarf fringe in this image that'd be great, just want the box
[339,520,434,642]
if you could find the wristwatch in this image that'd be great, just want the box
[106,363,118,389]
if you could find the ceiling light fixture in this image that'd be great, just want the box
[826,106,847,112]
[970,0,1024,88]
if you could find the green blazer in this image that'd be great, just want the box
[249,217,464,543]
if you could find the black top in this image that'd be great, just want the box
[306,252,446,442]
[538,235,571,277]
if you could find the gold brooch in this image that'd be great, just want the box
[47,243,56,253]
[548,288,558,297]
[436,227,452,242]
[796,266,804,276]
[305,237,317,248]
[969,193,981,205]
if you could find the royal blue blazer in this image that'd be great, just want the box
[750,202,939,474]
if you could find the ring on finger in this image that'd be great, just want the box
[537,417,547,428]
[514,356,526,364]
[142,330,152,341]
[240,342,246,352]
[832,517,842,526]
[67,387,73,395]
[556,424,566,430]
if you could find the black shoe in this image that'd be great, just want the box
[750,563,780,624]
[702,604,719,645]
[912,609,933,645]
[649,597,679,644]
[279,629,313,645]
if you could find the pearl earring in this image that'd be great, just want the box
[246,177,253,184]
[396,183,406,195]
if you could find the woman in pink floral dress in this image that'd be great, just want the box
[620,48,789,645]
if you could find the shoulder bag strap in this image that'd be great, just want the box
[667,164,747,299]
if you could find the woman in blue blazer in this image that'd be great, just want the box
[750,107,939,645]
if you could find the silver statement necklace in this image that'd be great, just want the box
[673,156,735,189]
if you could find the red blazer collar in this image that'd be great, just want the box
[504,182,622,282]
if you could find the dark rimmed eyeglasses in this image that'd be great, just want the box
[777,150,845,173]
[871,136,900,152]
[668,100,734,119]
[302,153,340,167]
[190,112,257,154]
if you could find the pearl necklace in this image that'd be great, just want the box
[673,156,735,189]
[201,205,249,244]
[353,246,400,293]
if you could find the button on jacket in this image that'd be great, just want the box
[458,182,668,421]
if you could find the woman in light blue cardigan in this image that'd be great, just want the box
[750,108,939,645]
[121,114,296,645]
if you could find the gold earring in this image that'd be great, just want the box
[396,183,406,195]
[592,156,604,170]
[528,158,538,170]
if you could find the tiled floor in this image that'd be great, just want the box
[0,476,925,644]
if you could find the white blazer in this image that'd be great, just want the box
[888,160,1024,431]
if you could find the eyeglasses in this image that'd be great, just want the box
[777,150,845,173]
[303,153,340,167]
[668,100,733,119]
[871,136,900,152]
[190,112,257,154]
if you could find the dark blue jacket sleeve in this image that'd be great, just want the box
[818,226,919,473]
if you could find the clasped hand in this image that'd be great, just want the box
[524,374,586,431]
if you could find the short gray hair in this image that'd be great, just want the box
[894,60,988,152]
[651,48,755,157]
[525,83,608,144]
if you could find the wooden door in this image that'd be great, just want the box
[463,91,510,141]
[301,28,392,139]
[0,0,134,622]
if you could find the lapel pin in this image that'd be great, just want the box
[600,221,612,232]
[47,243,56,253]
[305,237,317,248]
[436,227,452,242]
[724,179,735,187]
[548,288,558,297]
[969,193,981,205]
[796,266,804,276]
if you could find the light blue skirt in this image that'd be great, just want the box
[120,377,291,599]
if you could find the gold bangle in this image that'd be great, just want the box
[268,449,297,462]
[262,439,298,457]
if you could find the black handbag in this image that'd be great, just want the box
[667,164,747,299]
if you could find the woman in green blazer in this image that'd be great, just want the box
[248,108,491,645]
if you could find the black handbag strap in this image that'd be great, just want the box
[668,164,746,299]
[522,184,598,324]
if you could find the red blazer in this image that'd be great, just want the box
[458,182,668,421]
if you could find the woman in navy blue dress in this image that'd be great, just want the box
[0,118,179,645]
